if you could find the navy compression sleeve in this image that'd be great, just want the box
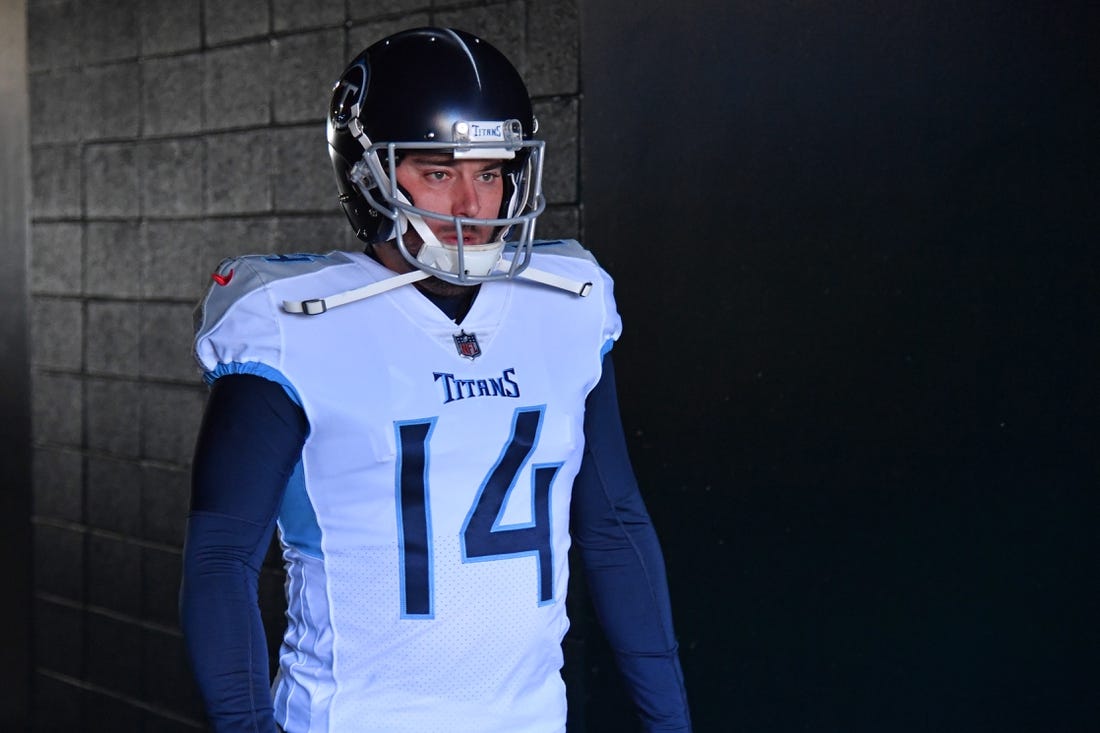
[573,355,692,731]
[180,374,308,733]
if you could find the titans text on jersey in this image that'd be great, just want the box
[434,367,521,404]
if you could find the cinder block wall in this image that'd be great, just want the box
[26,1,581,728]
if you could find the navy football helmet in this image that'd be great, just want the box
[327,27,545,285]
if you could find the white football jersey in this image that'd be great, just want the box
[193,242,621,733]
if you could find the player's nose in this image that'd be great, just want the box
[451,175,480,218]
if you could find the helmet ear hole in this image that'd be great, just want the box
[341,193,391,244]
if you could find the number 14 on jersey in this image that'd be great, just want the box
[395,406,560,618]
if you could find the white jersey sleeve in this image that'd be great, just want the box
[528,239,622,357]
[193,251,364,394]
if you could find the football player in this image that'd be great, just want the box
[181,27,691,733]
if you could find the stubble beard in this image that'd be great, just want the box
[415,275,477,297]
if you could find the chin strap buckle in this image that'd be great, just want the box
[301,299,327,315]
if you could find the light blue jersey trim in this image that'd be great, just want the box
[204,361,303,407]
[278,460,323,559]
[204,362,320,558]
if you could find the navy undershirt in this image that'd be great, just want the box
[180,290,691,732]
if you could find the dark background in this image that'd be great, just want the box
[578,1,1097,731]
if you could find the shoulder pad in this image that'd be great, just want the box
[195,251,356,338]
[209,252,352,293]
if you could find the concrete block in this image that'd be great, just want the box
[31,372,83,447]
[141,383,206,465]
[142,219,209,300]
[348,14,431,54]
[88,534,143,616]
[273,213,357,253]
[140,139,204,217]
[142,54,203,136]
[272,29,345,124]
[273,126,333,212]
[84,143,141,217]
[204,0,270,46]
[86,454,142,535]
[141,547,182,627]
[86,377,142,457]
[31,296,83,371]
[142,712,206,733]
[347,0,424,22]
[536,204,581,243]
[80,0,139,64]
[435,1,526,74]
[85,612,143,696]
[139,0,201,56]
[86,62,141,140]
[204,42,272,130]
[86,221,143,298]
[203,217,279,260]
[205,130,273,214]
[32,144,82,219]
[30,68,87,145]
[273,0,344,32]
[142,302,201,382]
[32,446,83,523]
[533,97,578,204]
[86,301,141,377]
[141,464,190,545]
[27,0,84,72]
[33,523,84,600]
[526,0,579,97]
[31,222,82,296]
[33,675,86,731]
[85,693,142,730]
[34,598,84,679]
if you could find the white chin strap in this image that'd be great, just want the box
[282,256,593,315]
[403,208,506,278]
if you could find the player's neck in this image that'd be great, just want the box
[417,283,480,324]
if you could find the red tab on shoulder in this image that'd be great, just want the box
[212,268,235,286]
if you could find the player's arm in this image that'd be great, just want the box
[572,353,692,732]
[180,374,308,733]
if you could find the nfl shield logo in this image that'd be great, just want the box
[453,330,481,359]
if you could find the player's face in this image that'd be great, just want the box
[395,153,505,249]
